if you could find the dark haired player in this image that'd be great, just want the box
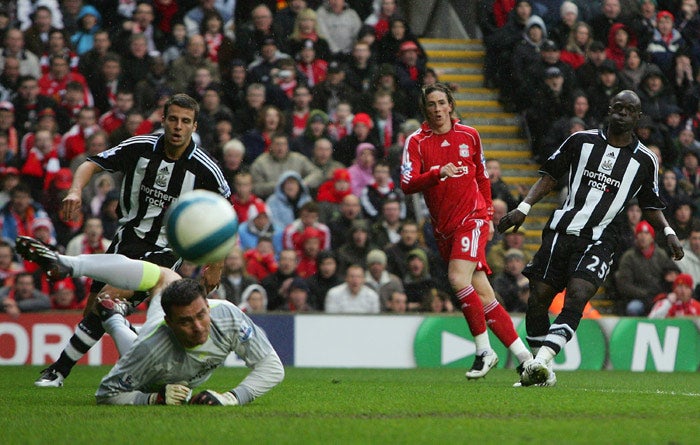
[401,83,533,380]
[499,90,684,386]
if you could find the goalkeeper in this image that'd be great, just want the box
[17,236,284,406]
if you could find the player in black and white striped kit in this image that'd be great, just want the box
[498,90,684,386]
[35,94,231,388]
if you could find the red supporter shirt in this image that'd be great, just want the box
[650,297,700,317]
[38,72,93,106]
[231,194,265,223]
[296,254,317,278]
[20,132,61,159]
[40,51,80,74]
[400,119,491,237]
[98,110,125,134]
[666,299,700,316]
[282,221,331,251]
[60,124,97,162]
[20,146,61,189]
[292,112,309,138]
[243,249,278,281]
[297,60,327,87]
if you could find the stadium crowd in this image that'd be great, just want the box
[0,0,699,319]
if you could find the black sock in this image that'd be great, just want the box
[52,312,105,377]
[525,307,551,339]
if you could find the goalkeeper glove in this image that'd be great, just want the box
[148,383,192,405]
[189,390,239,406]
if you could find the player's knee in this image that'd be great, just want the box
[447,270,469,291]
[472,274,496,304]
[562,289,594,314]
[158,268,181,288]
[527,293,551,311]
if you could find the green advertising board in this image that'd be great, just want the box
[609,319,700,372]
[414,316,699,372]
[413,316,509,368]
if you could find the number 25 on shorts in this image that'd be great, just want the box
[585,255,609,280]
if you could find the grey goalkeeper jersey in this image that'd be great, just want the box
[95,299,283,405]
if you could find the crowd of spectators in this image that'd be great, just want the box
[0,0,462,318]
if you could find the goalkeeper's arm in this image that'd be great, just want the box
[96,390,155,405]
[190,351,285,406]
[96,383,192,406]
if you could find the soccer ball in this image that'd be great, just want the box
[165,190,238,265]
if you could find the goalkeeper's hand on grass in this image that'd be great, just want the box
[149,383,192,405]
[189,390,239,406]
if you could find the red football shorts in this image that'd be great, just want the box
[436,219,491,274]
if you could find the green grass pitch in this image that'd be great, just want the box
[1,366,699,444]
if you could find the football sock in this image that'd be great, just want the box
[536,345,557,364]
[525,305,551,338]
[483,300,517,345]
[52,311,105,377]
[60,254,161,291]
[484,301,531,363]
[473,332,491,356]
[102,315,138,356]
[526,335,545,356]
[536,307,581,361]
[541,322,575,358]
[553,307,583,332]
[456,285,489,354]
[509,338,532,364]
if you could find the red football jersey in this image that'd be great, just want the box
[400,120,492,237]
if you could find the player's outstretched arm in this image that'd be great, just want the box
[62,161,103,221]
[190,350,285,406]
[189,390,239,406]
[497,174,557,233]
[98,383,193,406]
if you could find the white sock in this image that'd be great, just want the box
[535,346,556,364]
[103,315,138,356]
[509,338,533,364]
[60,254,159,291]
[474,332,491,356]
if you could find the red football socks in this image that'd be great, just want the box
[456,285,487,336]
[484,300,519,347]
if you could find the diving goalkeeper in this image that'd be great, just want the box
[17,236,284,406]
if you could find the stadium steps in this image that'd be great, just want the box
[422,38,562,254]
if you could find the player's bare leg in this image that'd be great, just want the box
[448,259,498,379]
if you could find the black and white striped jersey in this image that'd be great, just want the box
[89,134,231,248]
[540,129,664,241]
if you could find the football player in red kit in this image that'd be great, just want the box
[401,82,532,380]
